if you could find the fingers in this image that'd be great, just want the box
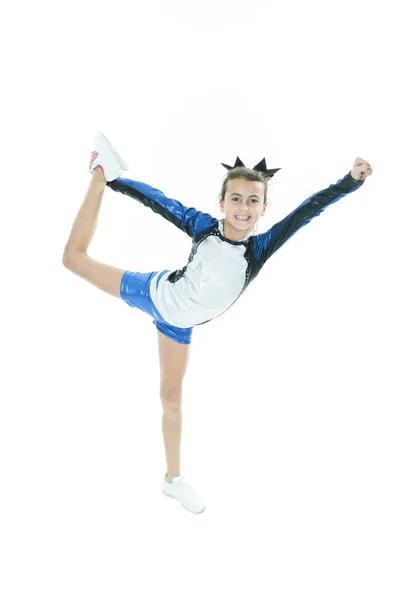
[355,156,371,168]
[89,151,99,169]
[354,157,373,178]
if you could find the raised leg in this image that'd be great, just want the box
[63,157,107,256]
[157,330,191,482]
[62,161,126,298]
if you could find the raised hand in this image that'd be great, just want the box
[351,157,373,181]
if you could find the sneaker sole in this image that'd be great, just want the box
[162,490,206,514]
[94,132,129,171]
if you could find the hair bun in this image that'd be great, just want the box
[221,156,281,178]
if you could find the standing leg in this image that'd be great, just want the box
[157,330,191,482]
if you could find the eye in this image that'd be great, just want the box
[231,197,259,204]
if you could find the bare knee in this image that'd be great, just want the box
[160,388,182,410]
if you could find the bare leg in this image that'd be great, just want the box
[157,330,191,482]
[162,407,183,482]
[63,165,107,256]
[62,162,125,299]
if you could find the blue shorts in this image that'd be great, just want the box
[119,269,193,345]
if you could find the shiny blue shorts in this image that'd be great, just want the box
[119,269,193,345]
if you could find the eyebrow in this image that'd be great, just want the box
[230,193,260,199]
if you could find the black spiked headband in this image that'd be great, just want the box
[221,156,281,178]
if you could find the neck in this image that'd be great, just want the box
[222,219,253,242]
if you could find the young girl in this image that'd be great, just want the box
[62,132,373,514]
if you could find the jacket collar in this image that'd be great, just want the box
[218,218,257,242]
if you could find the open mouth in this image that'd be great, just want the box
[235,215,250,221]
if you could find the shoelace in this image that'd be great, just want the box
[175,478,196,497]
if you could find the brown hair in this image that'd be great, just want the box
[217,167,272,208]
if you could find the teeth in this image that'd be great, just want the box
[236,216,250,220]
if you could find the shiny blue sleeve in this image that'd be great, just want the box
[106,177,218,238]
[252,171,365,265]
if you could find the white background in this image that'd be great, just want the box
[1,0,399,598]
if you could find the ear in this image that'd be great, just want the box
[220,200,225,213]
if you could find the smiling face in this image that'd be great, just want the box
[220,177,267,241]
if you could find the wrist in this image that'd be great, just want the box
[349,170,361,182]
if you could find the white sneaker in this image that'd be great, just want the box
[89,131,129,182]
[162,474,207,514]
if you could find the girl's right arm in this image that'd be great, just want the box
[107,178,217,238]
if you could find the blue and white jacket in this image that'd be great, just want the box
[107,172,364,329]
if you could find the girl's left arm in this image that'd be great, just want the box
[253,158,373,266]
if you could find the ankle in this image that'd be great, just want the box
[92,166,106,184]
